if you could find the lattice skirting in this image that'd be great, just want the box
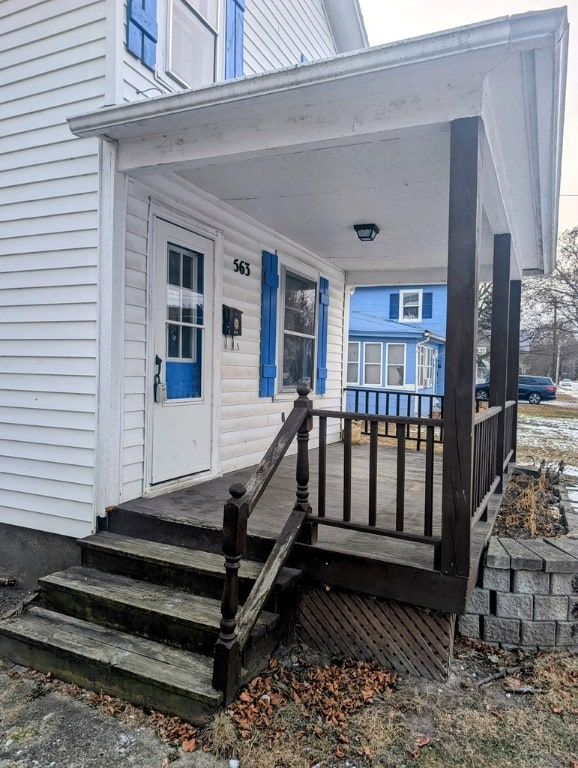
[296,585,456,681]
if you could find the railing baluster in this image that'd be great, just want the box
[396,422,405,531]
[343,418,352,522]
[424,425,434,537]
[318,415,327,519]
[369,419,378,527]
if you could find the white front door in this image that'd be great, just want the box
[151,219,214,484]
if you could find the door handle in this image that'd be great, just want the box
[154,355,167,403]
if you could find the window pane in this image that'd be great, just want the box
[284,272,316,336]
[388,345,404,365]
[365,365,381,385]
[365,343,381,364]
[168,249,180,286]
[168,324,180,358]
[170,0,216,88]
[387,365,404,386]
[347,363,359,383]
[283,335,314,389]
[348,342,359,363]
[182,254,193,289]
[403,292,419,306]
[182,325,192,358]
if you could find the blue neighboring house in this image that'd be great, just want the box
[346,285,447,414]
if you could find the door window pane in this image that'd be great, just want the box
[165,243,204,399]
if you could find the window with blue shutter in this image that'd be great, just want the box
[260,251,278,397]
[422,292,433,320]
[225,0,245,79]
[316,278,329,394]
[127,0,158,70]
[389,292,399,320]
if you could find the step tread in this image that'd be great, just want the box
[40,566,279,633]
[0,606,222,705]
[81,532,301,589]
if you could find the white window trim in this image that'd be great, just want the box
[399,289,423,322]
[416,343,437,389]
[277,263,319,395]
[363,342,382,387]
[154,0,225,91]
[347,341,360,385]
[386,342,406,387]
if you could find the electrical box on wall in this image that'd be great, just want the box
[222,305,243,337]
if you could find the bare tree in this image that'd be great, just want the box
[522,227,578,380]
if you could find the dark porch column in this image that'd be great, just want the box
[507,280,522,460]
[489,234,511,488]
[441,117,482,577]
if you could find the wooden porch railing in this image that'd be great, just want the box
[344,387,443,450]
[213,384,312,702]
[214,386,516,700]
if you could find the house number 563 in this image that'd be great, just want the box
[233,259,251,276]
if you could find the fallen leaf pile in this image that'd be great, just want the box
[227,657,396,758]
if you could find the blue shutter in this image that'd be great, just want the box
[389,292,399,320]
[127,0,158,70]
[225,0,245,79]
[260,251,278,397]
[422,292,433,319]
[316,278,329,394]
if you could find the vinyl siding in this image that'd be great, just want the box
[121,176,344,498]
[244,0,336,75]
[0,0,106,537]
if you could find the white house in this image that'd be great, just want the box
[0,0,367,580]
[0,3,568,590]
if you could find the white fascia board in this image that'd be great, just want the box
[68,10,565,141]
[322,0,368,52]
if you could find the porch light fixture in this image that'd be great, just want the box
[354,223,379,242]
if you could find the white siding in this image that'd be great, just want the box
[120,176,344,498]
[244,0,337,75]
[0,0,106,537]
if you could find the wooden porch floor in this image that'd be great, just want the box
[116,442,443,571]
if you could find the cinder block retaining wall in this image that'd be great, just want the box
[459,536,578,649]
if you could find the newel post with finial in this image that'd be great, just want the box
[212,482,248,702]
[293,382,315,543]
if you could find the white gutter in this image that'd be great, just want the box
[68,8,566,138]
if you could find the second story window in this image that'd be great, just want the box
[167,0,218,88]
[400,290,422,321]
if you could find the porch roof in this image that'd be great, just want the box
[69,9,567,284]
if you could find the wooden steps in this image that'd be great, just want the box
[0,523,301,722]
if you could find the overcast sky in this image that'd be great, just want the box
[358,0,577,232]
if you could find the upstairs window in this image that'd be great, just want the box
[400,290,421,320]
[167,0,218,88]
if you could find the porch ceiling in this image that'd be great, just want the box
[69,9,567,284]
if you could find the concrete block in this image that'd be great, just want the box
[513,569,550,595]
[486,537,510,568]
[465,588,490,615]
[483,566,510,591]
[569,599,578,621]
[521,621,556,648]
[556,622,578,647]
[458,614,480,640]
[499,538,543,570]
[483,616,520,645]
[496,592,533,620]
[550,572,578,595]
[534,595,569,621]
